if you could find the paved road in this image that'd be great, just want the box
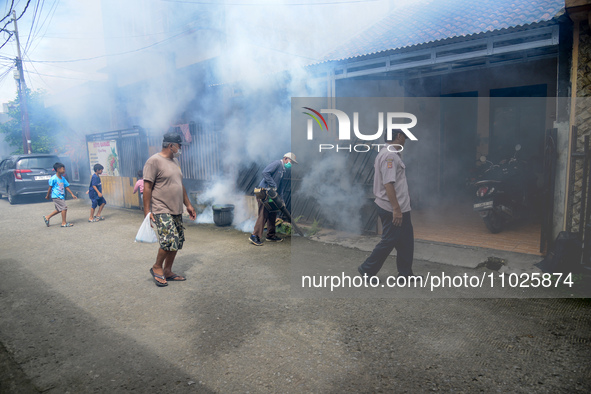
[0,197,590,393]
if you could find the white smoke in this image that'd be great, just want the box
[194,178,257,233]
[298,155,366,234]
[27,1,393,235]
[195,205,213,224]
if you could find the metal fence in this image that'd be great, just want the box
[148,122,221,182]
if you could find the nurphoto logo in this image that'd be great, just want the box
[302,107,418,153]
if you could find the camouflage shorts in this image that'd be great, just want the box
[153,213,185,251]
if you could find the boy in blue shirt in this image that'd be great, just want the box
[43,162,77,227]
[88,163,107,222]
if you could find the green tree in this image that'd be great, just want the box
[0,88,64,154]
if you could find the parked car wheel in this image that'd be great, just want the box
[7,186,17,205]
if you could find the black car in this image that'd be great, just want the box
[0,154,61,204]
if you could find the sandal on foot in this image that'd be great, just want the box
[150,268,168,287]
[94,216,105,221]
[88,218,99,222]
[61,223,74,227]
[43,216,49,227]
[165,274,186,281]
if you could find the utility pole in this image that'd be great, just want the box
[12,10,31,154]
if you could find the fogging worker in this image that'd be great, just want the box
[249,152,298,246]
[358,131,417,280]
[143,132,196,287]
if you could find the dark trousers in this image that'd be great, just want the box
[253,199,277,239]
[360,206,414,277]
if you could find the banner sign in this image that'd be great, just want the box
[87,140,119,176]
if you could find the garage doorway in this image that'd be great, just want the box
[489,84,547,165]
[411,88,547,256]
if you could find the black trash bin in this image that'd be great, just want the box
[212,204,234,226]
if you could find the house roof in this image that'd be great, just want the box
[322,0,565,62]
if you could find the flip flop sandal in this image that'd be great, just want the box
[88,218,99,222]
[95,216,105,221]
[150,268,168,287]
[165,274,186,281]
[61,223,74,227]
[43,216,49,227]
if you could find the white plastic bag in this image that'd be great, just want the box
[135,212,158,243]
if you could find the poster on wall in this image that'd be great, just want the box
[87,140,120,176]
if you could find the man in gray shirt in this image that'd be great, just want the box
[143,132,196,287]
[358,130,416,280]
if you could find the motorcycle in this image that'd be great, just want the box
[464,159,489,191]
[473,144,534,233]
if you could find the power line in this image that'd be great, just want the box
[0,66,17,100]
[0,0,31,34]
[32,27,196,41]
[24,0,42,53]
[24,56,89,73]
[26,27,198,64]
[23,52,49,90]
[0,65,16,91]
[0,0,30,53]
[24,12,208,44]
[19,55,107,90]
[24,67,104,81]
[0,63,14,76]
[25,0,59,55]
[0,31,13,51]
[0,0,15,24]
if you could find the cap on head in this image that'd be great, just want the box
[283,152,298,164]
[163,132,185,146]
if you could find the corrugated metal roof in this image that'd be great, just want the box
[322,0,564,62]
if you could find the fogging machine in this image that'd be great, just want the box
[254,187,304,237]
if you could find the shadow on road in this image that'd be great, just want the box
[0,258,215,393]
